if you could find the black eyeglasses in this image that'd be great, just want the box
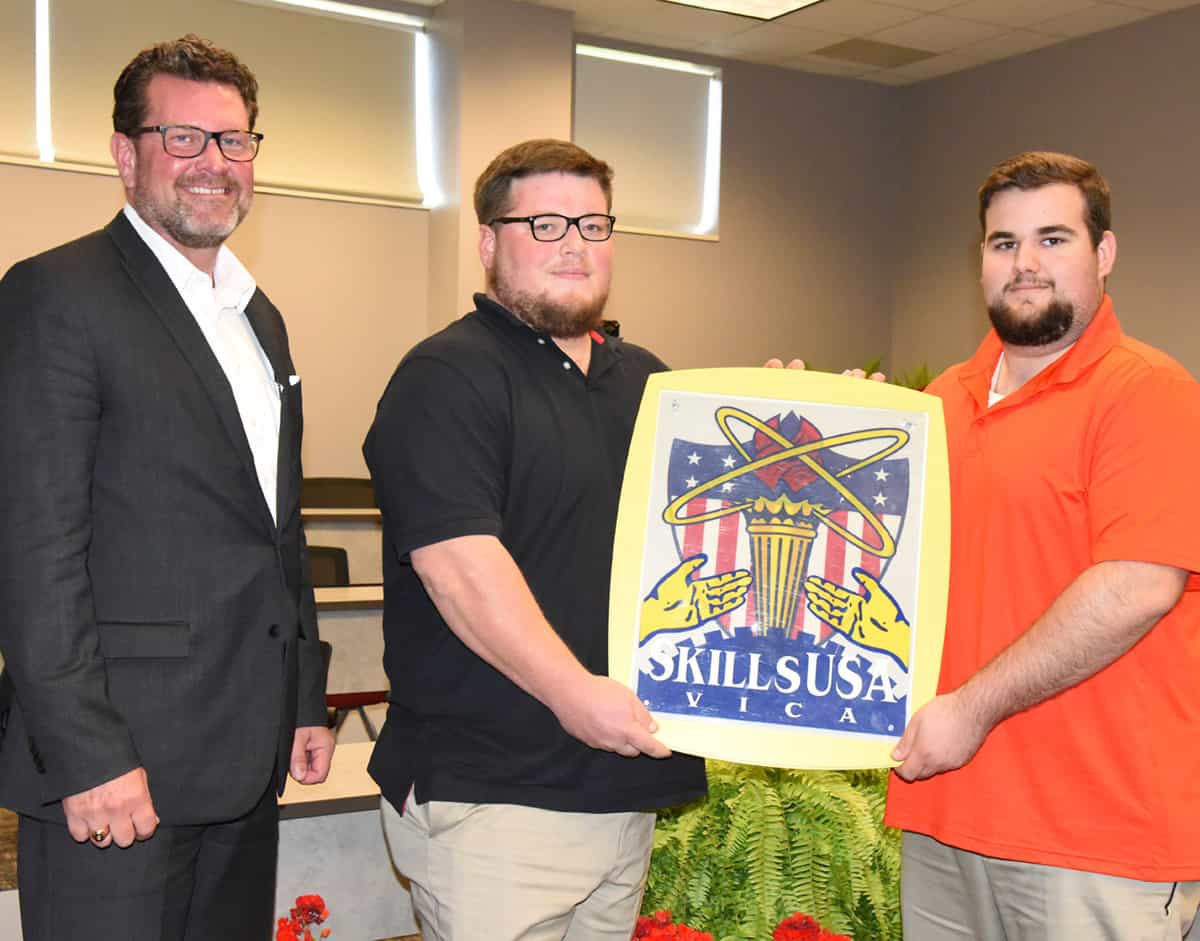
[129,125,264,162]
[489,214,616,242]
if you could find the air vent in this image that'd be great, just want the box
[812,38,935,68]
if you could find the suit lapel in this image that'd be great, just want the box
[104,212,278,535]
[243,294,295,528]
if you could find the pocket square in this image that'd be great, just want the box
[288,374,301,386]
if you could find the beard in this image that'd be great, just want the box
[987,284,1075,348]
[133,172,250,250]
[487,262,608,339]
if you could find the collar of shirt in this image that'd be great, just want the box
[472,292,624,379]
[122,203,257,326]
[958,295,1122,412]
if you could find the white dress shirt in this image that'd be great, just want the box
[123,204,282,524]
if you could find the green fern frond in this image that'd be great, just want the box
[644,763,902,940]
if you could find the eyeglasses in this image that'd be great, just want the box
[129,125,264,162]
[489,214,616,242]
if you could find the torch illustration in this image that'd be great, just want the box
[662,407,908,636]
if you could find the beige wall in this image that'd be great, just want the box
[607,60,898,372]
[4,0,1199,476]
[0,162,428,477]
[889,3,1200,377]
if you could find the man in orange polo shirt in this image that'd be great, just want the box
[885,152,1200,937]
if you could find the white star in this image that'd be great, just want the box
[685,476,698,489]
[873,493,887,507]
[722,454,736,469]
[688,452,701,465]
[875,467,890,482]
[721,482,734,493]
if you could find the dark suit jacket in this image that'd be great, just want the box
[0,212,327,824]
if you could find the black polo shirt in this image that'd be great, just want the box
[363,294,706,814]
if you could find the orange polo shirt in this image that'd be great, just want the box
[886,297,1200,880]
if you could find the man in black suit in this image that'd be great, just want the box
[0,36,333,940]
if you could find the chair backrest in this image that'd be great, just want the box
[308,545,350,587]
[301,477,376,508]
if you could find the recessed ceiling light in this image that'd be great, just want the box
[658,0,825,20]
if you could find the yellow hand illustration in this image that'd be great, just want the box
[640,554,752,641]
[804,568,911,669]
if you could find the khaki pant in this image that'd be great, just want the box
[903,832,1200,940]
[380,792,655,941]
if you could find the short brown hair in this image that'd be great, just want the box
[113,35,260,134]
[978,151,1111,247]
[473,139,614,224]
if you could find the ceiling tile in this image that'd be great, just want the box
[773,0,924,33]
[569,0,624,16]
[957,27,1065,60]
[659,0,826,14]
[1034,2,1154,33]
[517,0,1195,86]
[1114,0,1199,9]
[879,0,971,13]
[870,12,1008,50]
[813,36,936,65]
[874,49,980,77]
[700,22,852,59]
[778,51,882,75]
[948,0,1094,27]
[574,0,763,40]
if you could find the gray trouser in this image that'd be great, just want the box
[902,832,1200,941]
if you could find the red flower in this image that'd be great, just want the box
[292,894,329,924]
[275,918,302,941]
[632,910,713,940]
[278,894,332,940]
[774,912,851,941]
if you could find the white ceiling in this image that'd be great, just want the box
[515,0,1198,84]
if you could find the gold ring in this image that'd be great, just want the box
[90,826,110,843]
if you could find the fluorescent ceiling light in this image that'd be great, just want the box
[237,0,425,30]
[576,44,718,77]
[693,75,722,236]
[413,31,442,208]
[659,0,824,20]
[35,0,53,162]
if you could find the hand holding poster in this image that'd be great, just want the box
[609,368,949,769]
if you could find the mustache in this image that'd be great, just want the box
[1005,274,1053,291]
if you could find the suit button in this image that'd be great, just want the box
[268,624,280,638]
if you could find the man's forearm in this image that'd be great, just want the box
[958,559,1185,730]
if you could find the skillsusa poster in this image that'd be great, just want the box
[609,368,949,769]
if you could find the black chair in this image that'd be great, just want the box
[301,477,376,508]
[307,545,350,588]
[319,640,388,741]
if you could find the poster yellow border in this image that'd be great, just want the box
[609,367,949,769]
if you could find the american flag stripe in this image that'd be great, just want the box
[715,507,740,631]
[672,497,900,641]
[795,512,896,641]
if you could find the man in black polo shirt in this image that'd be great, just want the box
[364,139,707,940]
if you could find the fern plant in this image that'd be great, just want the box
[645,762,901,941]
